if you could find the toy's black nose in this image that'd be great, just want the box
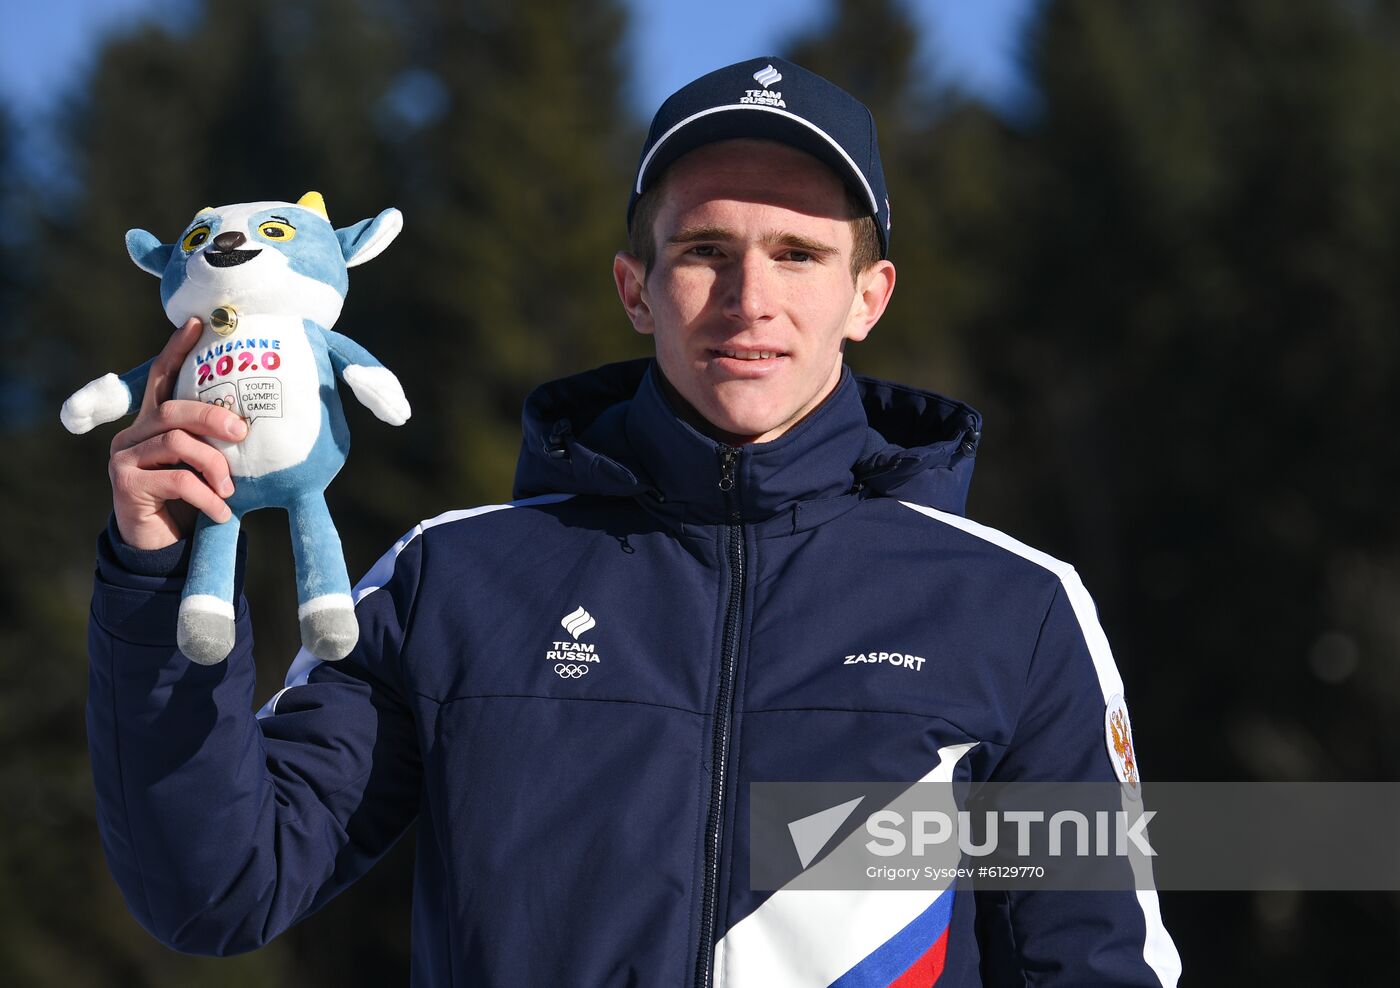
[212,231,246,252]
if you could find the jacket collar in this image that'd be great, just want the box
[622,361,870,524]
[513,357,982,531]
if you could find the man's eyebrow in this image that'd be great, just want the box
[666,226,840,257]
[763,231,839,257]
[667,225,735,245]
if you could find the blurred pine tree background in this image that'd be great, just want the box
[3,0,1398,983]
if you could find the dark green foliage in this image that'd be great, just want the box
[7,0,637,982]
[946,3,1400,979]
[8,0,1398,982]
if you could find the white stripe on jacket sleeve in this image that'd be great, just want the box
[899,500,1183,987]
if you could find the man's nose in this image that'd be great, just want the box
[721,250,778,323]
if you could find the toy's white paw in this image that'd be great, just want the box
[344,364,411,426]
[60,373,130,434]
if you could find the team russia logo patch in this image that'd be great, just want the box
[548,606,601,678]
[1105,693,1142,800]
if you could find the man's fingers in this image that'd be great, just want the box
[140,468,234,524]
[106,318,239,543]
[112,398,247,454]
[126,430,236,497]
[141,317,203,413]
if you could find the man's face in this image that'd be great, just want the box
[614,139,895,445]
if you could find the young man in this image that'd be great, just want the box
[88,58,1181,985]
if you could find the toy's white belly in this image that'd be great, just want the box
[175,316,323,478]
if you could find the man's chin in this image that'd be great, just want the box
[695,403,793,446]
[701,375,845,446]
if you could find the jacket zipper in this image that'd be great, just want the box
[695,446,744,988]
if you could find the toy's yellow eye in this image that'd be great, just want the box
[181,225,212,251]
[258,221,296,242]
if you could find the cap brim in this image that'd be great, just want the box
[634,104,879,218]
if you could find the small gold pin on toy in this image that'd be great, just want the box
[210,305,238,336]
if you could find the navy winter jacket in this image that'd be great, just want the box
[87,358,1181,986]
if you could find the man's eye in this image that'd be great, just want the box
[688,245,720,258]
[786,251,814,263]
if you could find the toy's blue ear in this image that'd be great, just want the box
[336,207,403,268]
[126,229,173,277]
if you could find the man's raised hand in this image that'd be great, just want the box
[108,318,248,550]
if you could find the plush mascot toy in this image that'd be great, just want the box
[61,192,409,666]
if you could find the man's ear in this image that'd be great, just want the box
[843,259,896,343]
[613,251,654,336]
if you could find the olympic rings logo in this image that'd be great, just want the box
[554,663,590,679]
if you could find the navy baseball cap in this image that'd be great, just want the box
[627,56,892,258]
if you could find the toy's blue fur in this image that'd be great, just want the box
[117,358,154,413]
[271,207,351,295]
[125,232,172,280]
[68,194,408,664]
[185,318,357,611]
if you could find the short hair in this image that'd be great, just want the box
[629,174,882,282]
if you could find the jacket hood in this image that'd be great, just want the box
[513,358,982,524]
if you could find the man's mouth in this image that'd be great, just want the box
[713,349,785,360]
